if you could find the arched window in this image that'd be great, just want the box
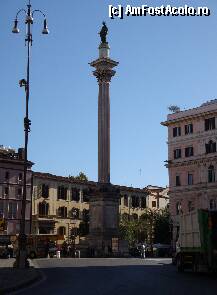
[206,140,216,154]
[39,202,49,217]
[208,165,215,183]
[58,226,66,236]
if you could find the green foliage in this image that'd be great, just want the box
[154,208,172,244]
[119,208,171,247]
[119,213,148,247]
[68,172,88,181]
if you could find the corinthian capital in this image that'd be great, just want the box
[93,69,116,83]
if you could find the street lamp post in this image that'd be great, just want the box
[12,0,49,268]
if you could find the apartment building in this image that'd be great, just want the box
[0,146,33,235]
[162,99,217,246]
[32,172,168,242]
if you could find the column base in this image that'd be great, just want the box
[88,183,120,257]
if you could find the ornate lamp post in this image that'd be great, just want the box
[12,0,49,268]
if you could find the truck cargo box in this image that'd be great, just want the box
[180,211,201,250]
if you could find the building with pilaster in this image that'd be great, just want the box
[162,99,217,247]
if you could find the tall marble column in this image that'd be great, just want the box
[88,25,119,256]
[90,42,118,184]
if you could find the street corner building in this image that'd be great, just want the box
[0,146,33,235]
[162,99,217,247]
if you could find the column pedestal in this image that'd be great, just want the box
[88,184,119,256]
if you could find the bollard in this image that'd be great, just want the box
[56,250,61,259]
[75,250,80,258]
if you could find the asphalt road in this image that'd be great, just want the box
[16,258,217,295]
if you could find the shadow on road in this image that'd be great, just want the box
[18,260,217,295]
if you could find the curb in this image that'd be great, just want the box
[0,260,43,295]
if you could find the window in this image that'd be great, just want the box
[83,189,89,202]
[185,123,193,135]
[205,117,215,131]
[42,184,49,198]
[0,202,4,218]
[152,201,156,208]
[141,197,146,209]
[124,195,128,207]
[39,202,49,217]
[5,172,9,180]
[8,202,17,219]
[57,206,67,218]
[206,140,216,154]
[131,196,140,208]
[57,186,67,200]
[176,175,181,186]
[17,187,22,198]
[71,188,80,202]
[208,165,215,183]
[173,126,181,137]
[188,173,193,185]
[210,199,217,210]
[176,202,181,215]
[18,173,23,182]
[82,209,89,222]
[71,208,79,219]
[185,147,194,157]
[4,187,9,196]
[58,226,66,236]
[174,149,181,159]
[188,201,194,212]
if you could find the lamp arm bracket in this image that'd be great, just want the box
[32,10,46,18]
[15,9,27,20]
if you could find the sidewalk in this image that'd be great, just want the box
[0,259,42,294]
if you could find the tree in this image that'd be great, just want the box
[140,209,159,253]
[119,216,140,247]
[119,208,172,250]
[168,105,180,113]
[119,214,149,247]
[68,172,88,181]
[154,208,171,244]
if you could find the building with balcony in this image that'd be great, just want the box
[162,99,217,246]
[0,146,33,235]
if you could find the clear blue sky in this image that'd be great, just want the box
[1,0,217,188]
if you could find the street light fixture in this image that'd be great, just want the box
[12,0,49,268]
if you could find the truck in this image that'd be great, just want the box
[176,209,217,272]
